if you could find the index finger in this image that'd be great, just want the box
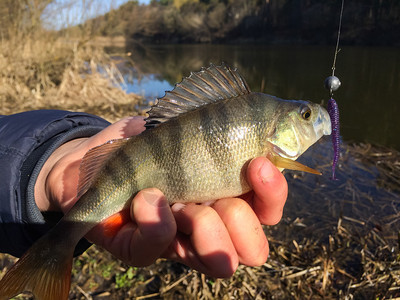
[246,157,288,225]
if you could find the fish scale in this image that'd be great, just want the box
[0,64,331,300]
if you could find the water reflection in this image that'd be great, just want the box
[116,44,400,150]
[125,74,172,100]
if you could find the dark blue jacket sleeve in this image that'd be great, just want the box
[0,110,110,257]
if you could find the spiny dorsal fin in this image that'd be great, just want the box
[145,63,251,129]
[77,138,129,199]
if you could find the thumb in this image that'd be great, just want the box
[128,188,177,266]
[246,157,288,225]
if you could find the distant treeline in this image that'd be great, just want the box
[89,0,400,46]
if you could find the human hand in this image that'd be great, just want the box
[160,156,288,277]
[35,116,288,278]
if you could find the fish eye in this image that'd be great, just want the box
[300,106,312,120]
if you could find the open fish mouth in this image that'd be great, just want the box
[270,142,299,159]
[315,106,332,136]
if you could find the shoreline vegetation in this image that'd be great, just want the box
[1,1,400,299]
[89,0,400,46]
[0,0,143,123]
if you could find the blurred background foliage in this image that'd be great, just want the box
[0,0,52,39]
[0,0,142,121]
[90,0,400,45]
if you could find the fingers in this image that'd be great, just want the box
[167,203,239,278]
[246,157,288,225]
[165,198,270,276]
[161,157,286,276]
[212,198,269,267]
[85,154,286,276]
[88,188,176,267]
[85,116,146,149]
[128,188,177,266]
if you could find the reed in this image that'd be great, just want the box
[0,0,142,122]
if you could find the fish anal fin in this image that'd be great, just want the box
[145,63,251,129]
[0,235,73,300]
[268,154,322,175]
[102,209,131,237]
[77,138,129,199]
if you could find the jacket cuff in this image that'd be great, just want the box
[0,110,110,257]
[24,125,109,256]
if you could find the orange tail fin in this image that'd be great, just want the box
[0,232,74,300]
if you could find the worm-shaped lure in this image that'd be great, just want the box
[327,97,340,180]
[324,75,341,180]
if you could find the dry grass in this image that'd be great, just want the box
[0,32,143,122]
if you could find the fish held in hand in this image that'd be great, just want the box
[0,64,331,300]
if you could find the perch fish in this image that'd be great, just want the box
[0,64,331,300]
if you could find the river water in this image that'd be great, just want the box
[119,44,400,150]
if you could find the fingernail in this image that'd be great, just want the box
[171,203,186,213]
[141,189,167,207]
[259,160,274,184]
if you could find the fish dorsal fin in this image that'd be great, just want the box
[77,138,129,199]
[145,63,251,129]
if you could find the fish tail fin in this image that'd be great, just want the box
[0,233,74,300]
[268,154,322,175]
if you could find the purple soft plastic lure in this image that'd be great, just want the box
[327,97,340,180]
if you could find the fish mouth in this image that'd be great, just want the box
[270,142,298,159]
[314,106,332,136]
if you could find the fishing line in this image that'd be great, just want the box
[331,0,345,78]
[324,0,344,180]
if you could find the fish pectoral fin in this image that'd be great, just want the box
[268,154,322,175]
[102,209,131,237]
[0,233,74,300]
[77,138,130,199]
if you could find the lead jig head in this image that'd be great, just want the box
[324,76,341,94]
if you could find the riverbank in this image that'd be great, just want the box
[0,36,143,121]
[89,1,400,47]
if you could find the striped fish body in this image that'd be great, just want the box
[0,65,331,300]
[73,93,278,225]
[69,90,330,226]
[67,93,277,227]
